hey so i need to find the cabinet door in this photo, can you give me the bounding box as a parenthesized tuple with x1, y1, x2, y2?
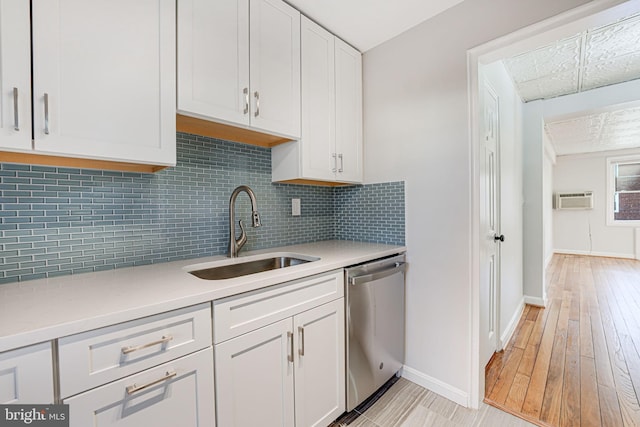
(334, 39, 363, 183)
(31, 0, 176, 166)
(300, 16, 335, 181)
(215, 318, 294, 427)
(249, 0, 300, 138)
(64, 347, 215, 427)
(177, 0, 250, 127)
(294, 299, 345, 427)
(0, 342, 54, 404)
(0, 0, 31, 151)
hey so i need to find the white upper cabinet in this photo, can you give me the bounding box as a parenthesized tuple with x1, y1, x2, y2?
(334, 38, 363, 183)
(0, 0, 31, 151)
(177, 0, 301, 139)
(299, 17, 335, 181)
(177, 0, 250, 126)
(30, 0, 176, 167)
(249, 0, 301, 137)
(272, 16, 362, 184)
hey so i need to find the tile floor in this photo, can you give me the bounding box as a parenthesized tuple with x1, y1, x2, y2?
(337, 378, 535, 426)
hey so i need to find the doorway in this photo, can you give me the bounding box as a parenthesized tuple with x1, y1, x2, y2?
(469, 0, 640, 410)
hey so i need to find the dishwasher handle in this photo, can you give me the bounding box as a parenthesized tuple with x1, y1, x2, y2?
(349, 262, 406, 285)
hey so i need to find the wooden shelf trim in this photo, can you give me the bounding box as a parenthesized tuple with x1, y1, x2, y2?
(0, 151, 169, 174)
(176, 114, 293, 148)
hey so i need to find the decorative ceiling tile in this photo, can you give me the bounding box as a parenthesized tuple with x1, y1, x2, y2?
(582, 52, 640, 90)
(503, 36, 581, 84)
(503, 13, 640, 102)
(545, 105, 640, 155)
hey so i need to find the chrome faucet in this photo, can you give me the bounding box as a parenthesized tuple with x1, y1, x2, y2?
(228, 185, 262, 258)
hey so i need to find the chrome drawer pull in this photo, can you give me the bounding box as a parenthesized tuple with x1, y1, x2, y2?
(332, 153, 337, 173)
(43, 93, 49, 135)
(287, 331, 293, 363)
(13, 87, 19, 131)
(243, 87, 249, 114)
(298, 326, 305, 356)
(121, 335, 173, 355)
(338, 154, 344, 173)
(254, 91, 260, 117)
(126, 370, 176, 395)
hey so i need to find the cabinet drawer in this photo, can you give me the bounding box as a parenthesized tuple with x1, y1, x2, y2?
(1, 342, 54, 404)
(213, 270, 343, 343)
(64, 347, 215, 427)
(59, 303, 211, 398)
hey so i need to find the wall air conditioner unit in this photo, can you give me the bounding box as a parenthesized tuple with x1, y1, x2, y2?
(554, 191, 594, 210)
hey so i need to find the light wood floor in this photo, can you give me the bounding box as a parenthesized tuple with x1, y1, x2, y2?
(339, 377, 535, 426)
(485, 254, 640, 427)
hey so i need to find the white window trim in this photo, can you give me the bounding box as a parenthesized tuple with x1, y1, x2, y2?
(606, 155, 640, 227)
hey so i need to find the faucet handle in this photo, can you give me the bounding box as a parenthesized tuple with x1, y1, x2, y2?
(252, 211, 262, 228)
(236, 219, 247, 249)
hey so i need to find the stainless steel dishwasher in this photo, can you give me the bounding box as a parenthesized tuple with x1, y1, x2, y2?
(345, 253, 406, 411)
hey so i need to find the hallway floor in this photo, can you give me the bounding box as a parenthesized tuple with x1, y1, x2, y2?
(485, 255, 640, 426)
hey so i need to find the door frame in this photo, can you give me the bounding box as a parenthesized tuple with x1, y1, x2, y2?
(467, 0, 637, 408)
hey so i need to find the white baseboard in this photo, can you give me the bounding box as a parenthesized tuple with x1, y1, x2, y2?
(401, 365, 468, 407)
(499, 298, 524, 350)
(554, 249, 635, 260)
(524, 295, 546, 307)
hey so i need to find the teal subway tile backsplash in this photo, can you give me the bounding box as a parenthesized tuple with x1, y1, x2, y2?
(0, 132, 404, 284)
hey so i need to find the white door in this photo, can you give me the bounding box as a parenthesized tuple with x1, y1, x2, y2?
(249, 0, 300, 138)
(177, 0, 250, 126)
(293, 300, 345, 427)
(334, 38, 363, 184)
(215, 318, 295, 427)
(31, 0, 176, 166)
(65, 348, 215, 427)
(0, 0, 31, 151)
(479, 82, 501, 369)
(300, 16, 335, 181)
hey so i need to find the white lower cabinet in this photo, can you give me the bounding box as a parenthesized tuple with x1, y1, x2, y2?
(293, 299, 345, 427)
(0, 342, 54, 404)
(64, 347, 215, 427)
(215, 318, 294, 427)
(214, 287, 345, 427)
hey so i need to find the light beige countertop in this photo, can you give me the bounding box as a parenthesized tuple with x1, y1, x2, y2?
(0, 240, 405, 352)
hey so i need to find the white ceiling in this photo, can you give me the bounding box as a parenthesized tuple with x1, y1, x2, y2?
(546, 104, 640, 155)
(286, 0, 465, 52)
(504, 13, 640, 102)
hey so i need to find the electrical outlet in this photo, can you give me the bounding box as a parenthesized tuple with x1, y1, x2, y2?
(292, 198, 301, 216)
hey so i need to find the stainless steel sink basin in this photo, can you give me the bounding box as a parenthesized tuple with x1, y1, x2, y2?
(187, 253, 319, 280)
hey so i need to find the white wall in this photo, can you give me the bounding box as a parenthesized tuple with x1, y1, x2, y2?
(522, 101, 546, 305)
(554, 152, 638, 258)
(543, 134, 556, 268)
(483, 61, 524, 349)
(362, 0, 592, 404)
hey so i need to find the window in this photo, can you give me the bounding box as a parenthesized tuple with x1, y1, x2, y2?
(607, 156, 640, 224)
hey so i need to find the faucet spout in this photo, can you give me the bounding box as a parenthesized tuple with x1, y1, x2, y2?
(228, 185, 261, 258)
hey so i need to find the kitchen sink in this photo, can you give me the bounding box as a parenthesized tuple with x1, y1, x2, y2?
(187, 253, 319, 280)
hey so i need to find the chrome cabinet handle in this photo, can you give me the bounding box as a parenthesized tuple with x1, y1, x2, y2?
(126, 370, 176, 395)
(254, 91, 260, 117)
(298, 326, 305, 356)
(287, 331, 293, 363)
(43, 93, 49, 135)
(121, 335, 173, 355)
(13, 88, 19, 131)
(332, 153, 337, 173)
(243, 88, 249, 115)
(338, 154, 344, 173)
